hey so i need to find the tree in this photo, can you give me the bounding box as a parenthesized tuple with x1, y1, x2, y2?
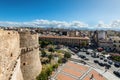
(46, 66, 53, 76)
(58, 58, 62, 63)
(112, 56, 120, 62)
(36, 65, 54, 80)
(39, 40, 53, 48)
(48, 54, 53, 62)
(64, 52, 71, 59)
(41, 50, 47, 57)
(48, 47, 55, 53)
(36, 70, 47, 80)
(81, 41, 87, 47)
(52, 64, 59, 70)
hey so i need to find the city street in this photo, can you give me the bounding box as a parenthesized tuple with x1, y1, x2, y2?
(76, 51, 120, 74)
(57, 46, 120, 79)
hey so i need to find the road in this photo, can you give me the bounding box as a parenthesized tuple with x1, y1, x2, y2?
(60, 47, 120, 77)
(74, 51, 120, 74)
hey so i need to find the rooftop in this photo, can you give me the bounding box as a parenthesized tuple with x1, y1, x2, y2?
(39, 35, 89, 40)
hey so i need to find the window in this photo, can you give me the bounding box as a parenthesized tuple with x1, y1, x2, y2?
(23, 63, 26, 66)
(10, 53, 13, 57)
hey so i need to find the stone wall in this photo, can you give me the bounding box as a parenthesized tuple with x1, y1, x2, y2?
(0, 30, 42, 80)
(0, 30, 23, 80)
(11, 57, 23, 80)
(19, 31, 42, 80)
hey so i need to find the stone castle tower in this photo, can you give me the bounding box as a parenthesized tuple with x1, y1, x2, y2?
(19, 31, 42, 80)
(0, 29, 42, 80)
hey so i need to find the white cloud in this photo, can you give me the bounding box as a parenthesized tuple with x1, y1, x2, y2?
(95, 20, 120, 30)
(1, 19, 120, 30)
(0, 19, 88, 29)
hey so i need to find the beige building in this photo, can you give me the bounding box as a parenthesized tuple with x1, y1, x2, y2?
(39, 35, 89, 47)
(98, 36, 120, 52)
(110, 36, 120, 52)
(98, 40, 113, 49)
(68, 31, 81, 37)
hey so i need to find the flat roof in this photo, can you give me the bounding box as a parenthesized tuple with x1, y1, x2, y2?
(39, 35, 89, 40)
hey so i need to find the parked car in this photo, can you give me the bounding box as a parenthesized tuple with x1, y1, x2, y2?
(98, 62, 105, 66)
(80, 48, 87, 52)
(81, 55, 86, 59)
(104, 59, 107, 62)
(86, 52, 90, 55)
(84, 57, 89, 60)
(104, 63, 111, 69)
(79, 55, 86, 59)
(94, 60, 99, 63)
(108, 60, 113, 65)
(113, 69, 120, 77)
(114, 62, 120, 67)
(100, 57, 104, 60)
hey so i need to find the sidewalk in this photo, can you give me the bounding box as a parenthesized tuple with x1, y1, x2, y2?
(94, 68, 120, 80)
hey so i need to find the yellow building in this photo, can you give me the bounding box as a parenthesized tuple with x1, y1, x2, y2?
(39, 35, 89, 47)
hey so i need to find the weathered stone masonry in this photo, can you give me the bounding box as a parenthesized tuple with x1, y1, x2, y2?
(0, 30, 42, 80)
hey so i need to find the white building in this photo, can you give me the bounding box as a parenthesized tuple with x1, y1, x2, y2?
(98, 31, 106, 40)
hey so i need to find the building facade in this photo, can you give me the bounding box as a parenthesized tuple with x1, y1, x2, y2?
(39, 36, 89, 47)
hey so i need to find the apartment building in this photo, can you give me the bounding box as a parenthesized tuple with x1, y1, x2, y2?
(39, 35, 89, 47)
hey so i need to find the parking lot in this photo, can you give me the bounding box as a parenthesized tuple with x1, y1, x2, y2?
(76, 50, 120, 77)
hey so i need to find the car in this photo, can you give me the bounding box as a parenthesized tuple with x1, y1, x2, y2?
(113, 70, 120, 77)
(108, 60, 113, 65)
(94, 60, 99, 63)
(79, 55, 86, 59)
(100, 57, 104, 60)
(98, 62, 105, 66)
(81, 55, 86, 59)
(104, 63, 111, 69)
(86, 52, 90, 55)
(114, 62, 120, 67)
(104, 59, 107, 62)
(80, 48, 87, 52)
(84, 57, 89, 60)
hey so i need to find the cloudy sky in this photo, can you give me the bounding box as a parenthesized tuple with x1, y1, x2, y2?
(0, 0, 120, 30)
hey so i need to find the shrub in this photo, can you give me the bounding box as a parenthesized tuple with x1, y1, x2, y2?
(64, 52, 71, 59)
(36, 70, 47, 80)
(112, 56, 120, 62)
(58, 58, 62, 63)
(48, 47, 55, 52)
(52, 64, 59, 70)
(41, 50, 47, 57)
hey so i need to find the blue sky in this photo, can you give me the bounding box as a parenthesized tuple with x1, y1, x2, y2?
(0, 0, 120, 29)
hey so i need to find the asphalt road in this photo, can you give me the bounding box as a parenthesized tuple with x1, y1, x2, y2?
(60, 47, 120, 75)
(76, 51, 120, 74)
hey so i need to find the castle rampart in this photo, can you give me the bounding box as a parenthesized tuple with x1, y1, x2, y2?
(0, 30, 42, 80)
(19, 31, 41, 80)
